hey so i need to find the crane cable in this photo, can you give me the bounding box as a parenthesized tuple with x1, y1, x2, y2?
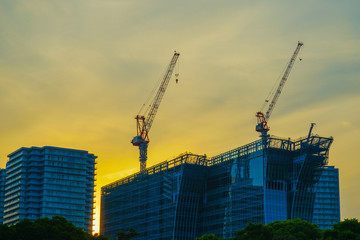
(175, 58, 180, 82)
(138, 64, 169, 116)
(260, 59, 291, 113)
(140, 54, 180, 117)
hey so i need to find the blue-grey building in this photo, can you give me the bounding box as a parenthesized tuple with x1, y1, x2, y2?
(101, 135, 340, 239)
(313, 166, 340, 229)
(3, 146, 97, 232)
(0, 169, 5, 224)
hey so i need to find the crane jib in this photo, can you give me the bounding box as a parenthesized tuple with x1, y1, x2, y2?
(132, 52, 180, 172)
(264, 42, 303, 120)
(142, 52, 180, 134)
(256, 42, 303, 136)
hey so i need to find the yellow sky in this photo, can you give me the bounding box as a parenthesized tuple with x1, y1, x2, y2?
(0, 0, 359, 233)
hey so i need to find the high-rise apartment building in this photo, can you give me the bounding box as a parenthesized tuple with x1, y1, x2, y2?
(3, 146, 96, 232)
(0, 169, 5, 224)
(313, 166, 340, 229)
(101, 135, 340, 239)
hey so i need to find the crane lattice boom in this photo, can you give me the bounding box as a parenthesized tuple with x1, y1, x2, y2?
(256, 42, 303, 137)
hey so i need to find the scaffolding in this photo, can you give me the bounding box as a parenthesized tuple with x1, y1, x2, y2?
(102, 153, 207, 195)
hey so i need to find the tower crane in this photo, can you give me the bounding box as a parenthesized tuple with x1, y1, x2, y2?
(131, 51, 180, 172)
(256, 41, 303, 138)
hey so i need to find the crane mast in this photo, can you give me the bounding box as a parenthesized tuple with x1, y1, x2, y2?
(132, 52, 180, 172)
(256, 41, 303, 138)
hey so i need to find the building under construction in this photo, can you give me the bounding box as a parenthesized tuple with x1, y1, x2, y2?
(100, 135, 340, 239)
(101, 43, 340, 239)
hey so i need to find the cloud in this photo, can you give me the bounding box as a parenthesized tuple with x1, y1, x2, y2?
(340, 121, 351, 127)
(102, 168, 137, 182)
(1, 0, 360, 230)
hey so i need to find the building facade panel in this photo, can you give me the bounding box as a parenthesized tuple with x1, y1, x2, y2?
(0, 169, 6, 223)
(313, 166, 340, 229)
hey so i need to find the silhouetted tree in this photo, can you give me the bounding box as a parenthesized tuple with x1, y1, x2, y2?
(268, 218, 321, 240)
(233, 219, 320, 240)
(234, 222, 272, 240)
(116, 228, 140, 240)
(197, 219, 360, 240)
(233, 222, 272, 240)
(322, 218, 360, 240)
(196, 233, 224, 240)
(93, 233, 110, 240)
(0, 223, 15, 240)
(0, 216, 109, 240)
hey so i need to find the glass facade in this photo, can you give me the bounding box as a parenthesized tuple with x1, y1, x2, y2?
(202, 144, 266, 238)
(101, 135, 339, 239)
(101, 154, 207, 240)
(0, 169, 5, 224)
(313, 166, 340, 229)
(3, 146, 97, 232)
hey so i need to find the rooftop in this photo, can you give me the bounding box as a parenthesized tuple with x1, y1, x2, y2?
(102, 135, 333, 193)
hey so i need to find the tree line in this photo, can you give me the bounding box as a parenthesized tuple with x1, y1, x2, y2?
(0, 216, 359, 240)
(0, 216, 136, 240)
(197, 218, 360, 240)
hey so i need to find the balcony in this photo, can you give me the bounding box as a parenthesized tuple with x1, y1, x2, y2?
(4, 204, 20, 213)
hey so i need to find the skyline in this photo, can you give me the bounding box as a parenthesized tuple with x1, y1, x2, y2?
(0, 0, 359, 233)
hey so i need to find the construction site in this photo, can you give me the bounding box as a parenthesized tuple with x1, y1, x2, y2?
(100, 43, 340, 239)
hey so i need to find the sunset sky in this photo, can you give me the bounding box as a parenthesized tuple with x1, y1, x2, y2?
(0, 0, 359, 233)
